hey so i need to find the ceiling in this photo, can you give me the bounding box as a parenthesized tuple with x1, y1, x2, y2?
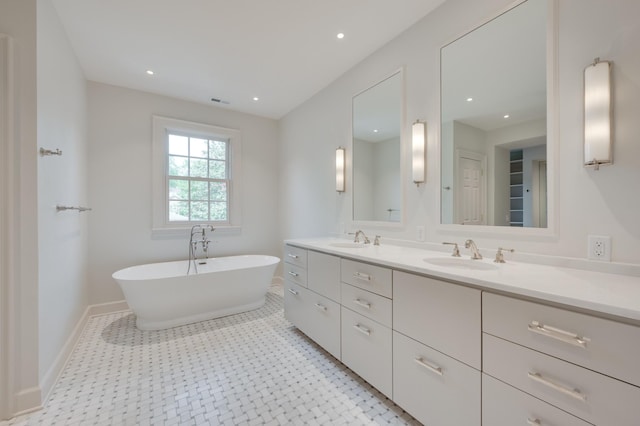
(52, 0, 447, 120)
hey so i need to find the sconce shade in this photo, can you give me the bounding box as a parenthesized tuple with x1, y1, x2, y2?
(336, 147, 345, 192)
(412, 120, 426, 184)
(584, 58, 612, 169)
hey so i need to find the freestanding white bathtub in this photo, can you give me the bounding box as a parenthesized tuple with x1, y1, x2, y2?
(112, 255, 280, 330)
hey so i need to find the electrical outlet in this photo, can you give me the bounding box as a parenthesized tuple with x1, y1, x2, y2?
(588, 235, 611, 261)
(416, 226, 425, 242)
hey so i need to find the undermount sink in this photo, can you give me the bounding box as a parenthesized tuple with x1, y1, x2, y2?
(329, 242, 370, 249)
(423, 257, 498, 271)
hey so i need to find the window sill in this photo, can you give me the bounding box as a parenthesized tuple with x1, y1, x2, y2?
(151, 226, 241, 240)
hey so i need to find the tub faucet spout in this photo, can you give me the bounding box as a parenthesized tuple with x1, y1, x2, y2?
(188, 225, 215, 274)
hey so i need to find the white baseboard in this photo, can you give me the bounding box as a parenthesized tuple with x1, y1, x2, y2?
(39, 300, 130, 407)
(12, 386, 42, 418)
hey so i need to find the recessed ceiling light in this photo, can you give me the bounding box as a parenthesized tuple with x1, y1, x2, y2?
(146, 70, 154, 75)
(253, 97, 259, 101)
(504, 114, 510, 119)
(373, 129, 379, 133)
(337, 33, 345, 39)
(466, 97, 473, 102)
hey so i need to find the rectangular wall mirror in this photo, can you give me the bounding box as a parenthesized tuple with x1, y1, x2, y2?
(352, 70, 403, 224)
(440, 0, 551, 228)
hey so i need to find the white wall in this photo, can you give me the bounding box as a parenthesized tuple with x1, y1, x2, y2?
(279, 0, 640, 265)
(0, 0, 41, 415)
(87, 83, 281, 304)
(36, 0, 89, 396)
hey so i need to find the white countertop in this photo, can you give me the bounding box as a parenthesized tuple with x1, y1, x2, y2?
(285, 238, 640, 323)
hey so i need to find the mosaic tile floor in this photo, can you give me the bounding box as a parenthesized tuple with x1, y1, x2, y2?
(3, 285, 420, 425)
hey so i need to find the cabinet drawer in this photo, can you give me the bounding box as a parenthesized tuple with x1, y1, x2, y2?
(393, 271, 481, 369)
(284, 262, 307, 287)
(284, 245, 307, 268)
(341, 307, 392, 398)
(483, 333, 640, 426)
(341, 259, 392, 298)
(483, 374, 591, 426)
(483, 292, 640, 387)
(341, 283, 391, 328)
(393, 331, 480, 426)
(308, 251, 340, 302)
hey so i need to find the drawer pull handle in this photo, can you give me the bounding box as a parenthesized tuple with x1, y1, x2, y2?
(287, 253, 299, 259)
(527, 419, 541, 426)
(314, 303, 327, 311)
(414, 357, 443, 376)
(353, 272, 372, 281)
(287, 288, 298, 296)
(527, 372, 586, 402)
(353, 298, 371, 309)
(353, 324, 371, 336)
(287, 271, 299, 277)
(527, 321, 589, 348)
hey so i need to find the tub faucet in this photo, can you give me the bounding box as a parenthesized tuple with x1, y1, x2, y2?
(188, 225, 215, 274)
(465, 239, 483, 260)
(353, 230, 370, 244)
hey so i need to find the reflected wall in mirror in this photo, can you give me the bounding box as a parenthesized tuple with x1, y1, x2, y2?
(353, 71, 402, 223)
(441, 0, 548, 227)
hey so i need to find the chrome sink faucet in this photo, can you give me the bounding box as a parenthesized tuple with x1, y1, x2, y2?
(353, 230, 370, 244)
(465, 239, 483, 260)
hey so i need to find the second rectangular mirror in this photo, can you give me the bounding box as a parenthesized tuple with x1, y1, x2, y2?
(352, 70, 403, 224)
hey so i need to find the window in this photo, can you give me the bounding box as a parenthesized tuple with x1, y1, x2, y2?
(152, 116, 242, 235)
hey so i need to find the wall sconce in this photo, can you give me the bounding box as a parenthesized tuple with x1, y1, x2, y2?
(584, 57, 612, 170)
(336, 147, 345, 192)
(412, 120, 426, 185)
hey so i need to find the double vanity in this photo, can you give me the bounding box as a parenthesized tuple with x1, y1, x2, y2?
(283, 238, 640, 426)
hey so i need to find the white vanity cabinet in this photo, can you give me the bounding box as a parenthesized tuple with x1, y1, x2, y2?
(392, 271, 482, 425)
(284, 240, 640, 426)
(284, 246, 341, 359)
(483, 292, 640, 426)
(339, 259, 394, 398)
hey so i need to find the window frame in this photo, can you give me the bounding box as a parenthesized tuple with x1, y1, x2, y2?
(152, 115, 242, 237)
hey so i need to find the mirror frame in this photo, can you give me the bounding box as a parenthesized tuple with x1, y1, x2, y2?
(437, 0, 558, 238)
(350, 67, 406, 229)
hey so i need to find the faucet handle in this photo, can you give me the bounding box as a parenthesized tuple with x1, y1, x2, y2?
(494, 247, 515, 263)
(443, 242, 461, 257)
(374, 235, 381, 246)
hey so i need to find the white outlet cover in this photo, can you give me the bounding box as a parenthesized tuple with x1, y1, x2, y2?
(588, 235, 611, 261)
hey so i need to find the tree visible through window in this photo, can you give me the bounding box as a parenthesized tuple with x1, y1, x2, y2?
(152, 116, 241, 234)
(167, 132, 230, 222)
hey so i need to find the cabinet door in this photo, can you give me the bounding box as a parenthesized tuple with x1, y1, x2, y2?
(341, 307, 392, 398)
(308, 251, 341, 302)
(483, 374, 591, 426)
(393, 331, 480, 426)
(284, 281, 309, 333)
(305, 291, 341, 360)
(393, 271, 481, 369)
